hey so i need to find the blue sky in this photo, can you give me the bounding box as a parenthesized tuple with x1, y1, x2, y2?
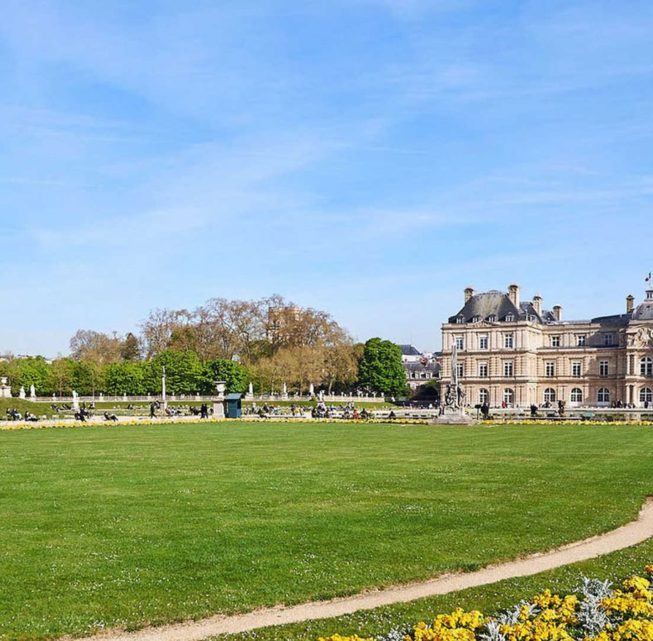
(1, 0, 652, 356)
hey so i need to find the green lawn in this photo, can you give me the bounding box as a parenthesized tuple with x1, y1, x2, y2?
(216, 538, 653, 641)
(1, 422, 653, 641)
(0, 398, 51, 417)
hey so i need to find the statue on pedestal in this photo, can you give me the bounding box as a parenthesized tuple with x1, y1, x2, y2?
(213, 381, 226, 419)
(434, 345, 474, 424)
(0, 377, 11, 398)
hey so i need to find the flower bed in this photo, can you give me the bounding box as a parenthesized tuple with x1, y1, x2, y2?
(320, 566, 653, 641)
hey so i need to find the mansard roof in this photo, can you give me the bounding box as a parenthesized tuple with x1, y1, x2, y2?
(403, 361, 440, 373)
(632, 299, 653, 321)
(590, 313, 631, 327)
(448, 291, 554, 324)
(399, 344, 422, 356)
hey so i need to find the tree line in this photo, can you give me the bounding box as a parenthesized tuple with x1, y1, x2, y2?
(0, 295, 408, 397)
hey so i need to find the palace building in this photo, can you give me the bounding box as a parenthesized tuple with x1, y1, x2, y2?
(440, 283, 653, 409)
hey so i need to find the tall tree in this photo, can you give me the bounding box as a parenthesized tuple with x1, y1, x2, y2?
(120, 333, 141, 361)
(69, 330, 123, 364)
(201, 359, 249, 394)
(357, 338, 406, 397)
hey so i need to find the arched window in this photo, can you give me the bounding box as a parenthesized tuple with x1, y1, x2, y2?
(640, 388, 653, 404)
(544, 388, 556, 403)
(570, 388, 583, 403)
(479, 388, 489, 404)
(598, 388, 610, 403)
(503, 388, 514, 405)
(641, 357, 653, 377)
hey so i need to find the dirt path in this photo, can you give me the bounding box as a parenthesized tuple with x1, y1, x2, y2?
(88, 497, 653, 641)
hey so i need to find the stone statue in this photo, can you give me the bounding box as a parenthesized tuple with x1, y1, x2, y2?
(445, 345, 465, 410)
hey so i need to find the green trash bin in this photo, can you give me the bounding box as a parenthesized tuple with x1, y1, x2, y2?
(225, 394, 242, 419)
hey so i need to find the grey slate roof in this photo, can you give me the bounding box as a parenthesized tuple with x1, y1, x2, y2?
(448, 291, 555, 324)
(590, 313, 631, 327)
(404, 361, 439, 373)
(632, 300, 653, 321)
(400, 344, 422, 356)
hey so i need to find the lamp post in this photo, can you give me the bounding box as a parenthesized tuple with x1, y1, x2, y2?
(162, 366, 167, 410)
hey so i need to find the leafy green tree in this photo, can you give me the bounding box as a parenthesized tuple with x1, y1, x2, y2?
(6, 357, 52, 395)
(49, 358, 76, 396)
(357, 338, 406, 397)
(71, 360, 105, 396)
(105, 362, 146, 395)
(148, 351, 203, 395)
(201, 359, 249, 394)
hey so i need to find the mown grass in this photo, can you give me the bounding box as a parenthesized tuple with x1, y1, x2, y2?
(215, 539, 653, 641)
(0, 398, 50, 417)
(1, 422, 652, 640)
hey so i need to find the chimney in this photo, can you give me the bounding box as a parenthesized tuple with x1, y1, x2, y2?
(532, 295, 543, 316)
(553, 305, 562, 321)
(464, 287, 475, 303)
(508, 284, 520, 308)
(626, 294, 634, 313)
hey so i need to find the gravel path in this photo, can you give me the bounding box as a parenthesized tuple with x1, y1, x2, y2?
(85, 497, 653, 641)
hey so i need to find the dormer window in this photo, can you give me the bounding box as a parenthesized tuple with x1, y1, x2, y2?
(487, 314, 497, 323)
(456, 316, 464, 324)
(505, 313, 514, 322)
(472, 315, 481, 323)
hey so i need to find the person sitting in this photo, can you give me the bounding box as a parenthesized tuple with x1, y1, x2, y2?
(104, 412, 118, 421)
(388, 410, 396, 420)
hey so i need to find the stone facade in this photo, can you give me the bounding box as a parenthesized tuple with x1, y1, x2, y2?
(440, 284, 653, 408)
(400, 345, 440, 391)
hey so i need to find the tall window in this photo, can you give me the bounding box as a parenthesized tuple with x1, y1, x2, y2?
(479, 335, 488, 350)
(504, 333, 514, 349)
(640, 388, 653, 404)
(641, 357, 653, 377)
(503, 388, 514, 405)
(570, 388, 583, 403)
(455, 336, 464, 350)
(478, 362, 488, 377)
(603, 333, 614, 346)
(577, 335, 587, 346)
(479, 388, 489, 404)
(598, 388, 610, 403)
(551, 335, 560, 347)
(599, 360, 609, 377)
(456, 363, 464, 378)
(544, 388, 556, 403)
(571, 361, 582, 377)
(503, 361, 514, 377)
(545, 361, 555, 377)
